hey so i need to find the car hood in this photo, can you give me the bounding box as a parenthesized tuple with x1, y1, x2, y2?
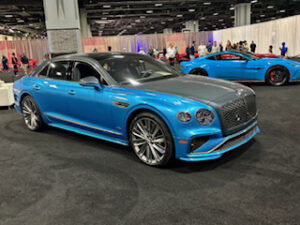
(123, 75, 254, 105)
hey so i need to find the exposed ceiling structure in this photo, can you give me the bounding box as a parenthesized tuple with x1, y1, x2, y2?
(0, 0, 299, 37)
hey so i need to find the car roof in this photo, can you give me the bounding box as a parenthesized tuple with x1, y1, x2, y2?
(53, 52, 143, 61)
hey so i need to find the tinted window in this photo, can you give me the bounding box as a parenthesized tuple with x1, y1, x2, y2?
(38, 65, 49, 77)
(48, 61, 70, 80)
(72, 62, 100, 81)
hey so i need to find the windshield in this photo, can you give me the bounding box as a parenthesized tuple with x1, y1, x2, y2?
(95, 54, 180, 85)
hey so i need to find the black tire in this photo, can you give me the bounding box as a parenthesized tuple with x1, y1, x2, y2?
(21, 95, 44, 131)
(265, 66, 289, 86)
(190, 68, 208, 76)
(129, 112, 174, 166)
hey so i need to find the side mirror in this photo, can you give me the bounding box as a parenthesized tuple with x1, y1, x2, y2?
(79, 76, 101, 90)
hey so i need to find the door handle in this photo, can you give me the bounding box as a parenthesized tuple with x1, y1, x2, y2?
(68, 90, 76, 95)
(33, 84, 40, 90)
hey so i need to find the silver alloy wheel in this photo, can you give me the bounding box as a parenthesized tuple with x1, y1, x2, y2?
(131, 118, 167, 165)
(22, 98, 40, 130)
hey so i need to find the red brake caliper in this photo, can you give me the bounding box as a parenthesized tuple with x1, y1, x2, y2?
(270, 72, 275, 82)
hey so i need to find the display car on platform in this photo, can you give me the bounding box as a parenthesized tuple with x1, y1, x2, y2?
(13, 53, 259, 166)
(180, 51, 300, 86)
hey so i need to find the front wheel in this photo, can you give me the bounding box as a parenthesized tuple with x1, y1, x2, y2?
(21, 95, 44, 131)
(266, 66, 289, 86)
(190, 68, 208, 76)
(129, 112, 174, 166)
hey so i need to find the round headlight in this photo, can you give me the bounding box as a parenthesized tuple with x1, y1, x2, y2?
(177, 111, 192, 123)
(195, 108, 215, 126)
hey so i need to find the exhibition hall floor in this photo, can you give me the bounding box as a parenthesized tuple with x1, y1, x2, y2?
(0, 83, 299, 225)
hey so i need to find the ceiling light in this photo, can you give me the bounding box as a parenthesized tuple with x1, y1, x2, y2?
(102, 17, 107, 20)
(260, 14, 265, 17)
(279, 9, 286, 13)
(161, 21, 166, 24)
(103, 12, 109, 15)
(177, 14, 183, 17)
(146, 10, 153, 13)
(103, 5, 111, 8)
(230, 7, 234, 10)
(213, 13, 219, 16)
(218, 19, 224, 22)
(251, 0, 258, 3)
(188, 9, 195, 12)
(204, 2, 211, 5)
(9, 28, 14, 33)
(35, 26, 40, 29)
(155, 3, 162, 7)
(17, 19, 24, 23)
(168, 18, 173, 21)
(267, 5, 274, 9)
(135, 19, 141, 22)
(200, 17, 206, 20)
(231, 16, 235, 18)
(5, 15, 13, 18)
(140, 16, 146, 18)
(151, 26, 154, 29)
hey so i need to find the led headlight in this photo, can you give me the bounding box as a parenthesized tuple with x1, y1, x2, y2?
(177, 111, 192, 123)
(195, 108, 215, 126)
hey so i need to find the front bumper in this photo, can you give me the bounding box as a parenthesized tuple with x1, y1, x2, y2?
(177, 121, 259, 162)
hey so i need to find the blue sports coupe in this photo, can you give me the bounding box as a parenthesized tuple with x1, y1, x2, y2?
(180, 51, 300, 86)
(13, 53, 259, 166)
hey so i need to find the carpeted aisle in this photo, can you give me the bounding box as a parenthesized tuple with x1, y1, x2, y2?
(0, 83, 299, 225)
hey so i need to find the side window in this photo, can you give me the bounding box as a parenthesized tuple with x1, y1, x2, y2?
(72, 62, 108, 85)
(48, 61, 70, 80)
(38, 65, 49, 77)
(220, 54, 242, 60)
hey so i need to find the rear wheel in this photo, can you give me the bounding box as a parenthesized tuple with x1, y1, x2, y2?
(129, 112, 174, 166)
(266, 66, 289, 86)
(21, 95, 44, 131)
(190, 68, 208, 76)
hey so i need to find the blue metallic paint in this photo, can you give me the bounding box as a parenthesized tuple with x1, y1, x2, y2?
(14, 67, 259, 162)
(180, 51, 300, 82)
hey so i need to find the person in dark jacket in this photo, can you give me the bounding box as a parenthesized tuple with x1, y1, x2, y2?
(185, 45, 191, 59)
(2, 56, 9, 71)
(11, 52, 18, 75)
(21, 53, 29, 73)
(250, 41, 256, 53)
(190, 41, 196, 59)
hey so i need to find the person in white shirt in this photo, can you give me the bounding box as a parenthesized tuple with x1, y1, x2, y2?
(211, 41, 220, 53)
(167, 43, 176, 66)
(198, 42, 206, 57)
(139, 48, 146, 54)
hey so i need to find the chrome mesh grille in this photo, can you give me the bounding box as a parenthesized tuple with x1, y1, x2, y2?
(221, 95, 257, 135)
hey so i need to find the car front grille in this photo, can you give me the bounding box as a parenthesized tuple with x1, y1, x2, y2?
(220, 95, 257, 136)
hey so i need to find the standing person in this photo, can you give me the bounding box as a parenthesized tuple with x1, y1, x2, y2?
(167, 43, 176, 66)
(243, 40, 249, 51)
(139, 47, 146, 54)
(269, 45, 273, 54)
(108, 46, 112, 52)
(280, 42, 288, 56)
(163, 46, 167, 57)
(211, 41, 219, 53)
(226, 40, 232, 51)
(198, 41, 206, 57)
(250, 41, 256, 53)
(2, 56, 9, 71)
(11, 52, 18, 76)
(21, 53, 29, 74)
(190, 41, 196, 60)
(206, 41, 212, 54)
(185, 45, 191, 59)
(219, 42, 223, 52)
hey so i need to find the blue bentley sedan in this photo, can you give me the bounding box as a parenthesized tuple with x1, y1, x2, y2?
(13, 53, 259, 166)
(180, 51, 300, 86)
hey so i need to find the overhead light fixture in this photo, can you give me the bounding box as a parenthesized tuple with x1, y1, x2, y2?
(155, 3, 163, 7)
(117, 29, 126, 36)
(260, 14, 265, 17)
(267, 5, 274, 9)
(213, 13, 219, 16)
(35, 26, 40, 29)
(177, 14, 183, 17)
(9, 28, 14, 33)
(279, 9, 286, 13)
(103, 12, 109, 15)
(103, 5, 111, 8)
(161, 21, 166, 24)
(140, 16, 146, 18)
(230, 6, 234, 10)
(150, 26, 154, 29)
(5, 15, 13, 18)
(188, 9, 195, 12)
(250, 0, 258, 3)
(218, 19, 224, 22)
(102, 17, 107, 20)
(17, 19, 24, 23)
(168, 18, 173, 21)
(135, 19, 141, 22)
(200, 17, 206, 20)
(204, 2, 211, 5)
(146, 10, 153, 13)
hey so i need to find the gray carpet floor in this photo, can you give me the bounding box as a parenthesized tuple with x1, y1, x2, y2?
(0, 78, 299, 224)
